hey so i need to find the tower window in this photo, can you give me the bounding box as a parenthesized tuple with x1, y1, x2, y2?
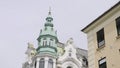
(48, 59, 53, 68)
(34, 61, 37, 68)
(49, 39, 53, 46)
(43, 41, 45, 46)
(43, 38, 47, 46)
(116, 16, 120, 36)
(97, 28, 105, 48)
(43, 40, 47, 46)
(99, 57, 107, 68)
(39, 58, 44, 68)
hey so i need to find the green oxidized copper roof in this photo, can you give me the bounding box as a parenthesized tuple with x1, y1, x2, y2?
(37, 10, 58, 41)
(36, 10, 58, 57)
(43, 12, 56, 35)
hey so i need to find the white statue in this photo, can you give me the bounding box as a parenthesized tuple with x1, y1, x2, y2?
(67, 38, 74, 45)
(25, 42, 36, 64)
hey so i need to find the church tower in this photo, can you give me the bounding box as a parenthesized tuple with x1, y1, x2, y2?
(35, 9, 58, 68)
(22, 9, 88, 68)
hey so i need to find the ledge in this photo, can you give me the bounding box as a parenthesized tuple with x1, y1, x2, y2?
(37, 46, 57, 52)
(116, 35, 120, 39)
(96, 45, 105, 51)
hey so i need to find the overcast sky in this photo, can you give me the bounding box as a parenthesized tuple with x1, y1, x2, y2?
(0, 0, 119, 68)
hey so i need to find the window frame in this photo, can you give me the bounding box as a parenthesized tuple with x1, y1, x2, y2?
(49, 39, 53, 46)
(98, 57, 107, 68)
(96, 28, 105, 48)
(116, 16, 120, 36)
(48, 59, 53, 68)
(67, 66, 72, 68)
(39, 58, 44, 68)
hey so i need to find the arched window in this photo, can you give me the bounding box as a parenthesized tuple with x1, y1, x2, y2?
(48, 59, 53, 68)
(67, 66, 72, 68)
(39, 58, 44, 68)
(34, 61, 37, 68)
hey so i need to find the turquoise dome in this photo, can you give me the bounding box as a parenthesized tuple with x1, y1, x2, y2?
(37, 11, 58, 57)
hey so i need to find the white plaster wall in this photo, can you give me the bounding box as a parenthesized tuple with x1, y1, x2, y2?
(62, 61, 78, 68)
(57, 39, 82, 68)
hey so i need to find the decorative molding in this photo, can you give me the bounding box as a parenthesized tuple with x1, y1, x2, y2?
(37, 34, 58, 43)
(36, 46, 57, 52)
(116, 35, 120, 39)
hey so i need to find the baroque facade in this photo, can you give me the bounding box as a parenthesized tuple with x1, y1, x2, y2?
(22, 10, 88, 68)
(82, 1, 120, 68)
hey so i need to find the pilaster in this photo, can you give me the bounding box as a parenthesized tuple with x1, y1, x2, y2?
(45, 57, 49, 68)
(36, 58, 40, 68)
(53, 59, 56, 68)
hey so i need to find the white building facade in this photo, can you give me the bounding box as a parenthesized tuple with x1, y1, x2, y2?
(22, 11, 88, 68)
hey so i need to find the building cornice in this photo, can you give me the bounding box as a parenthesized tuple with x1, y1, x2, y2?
(37, 34, 58, 43)
(81, 1, 120, 33)
(36, 46, 57, 52)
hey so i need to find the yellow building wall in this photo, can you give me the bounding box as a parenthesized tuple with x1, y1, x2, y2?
(85, 4, 120, 68)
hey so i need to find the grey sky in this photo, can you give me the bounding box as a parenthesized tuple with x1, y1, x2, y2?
(0, 0, 119, 68)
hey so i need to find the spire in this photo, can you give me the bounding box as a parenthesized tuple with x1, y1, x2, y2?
(48, 7, 51, 15)
(46, 7, 53, 22)
(37, 9, 58, 57)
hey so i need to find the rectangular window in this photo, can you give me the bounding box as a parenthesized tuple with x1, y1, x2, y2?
(116, 16, 120, 35)
(97, 28, 105, 47)
(99, 57, 107, 68)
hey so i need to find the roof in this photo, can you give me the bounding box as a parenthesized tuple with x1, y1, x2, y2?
(81, 1, 120, 32)
(76, 48, 88, 58)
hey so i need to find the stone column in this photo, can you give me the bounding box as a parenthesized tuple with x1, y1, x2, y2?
(45, 57, 49, 68)
(53, 59, 56, 68)
(36, 58, 40, 68)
